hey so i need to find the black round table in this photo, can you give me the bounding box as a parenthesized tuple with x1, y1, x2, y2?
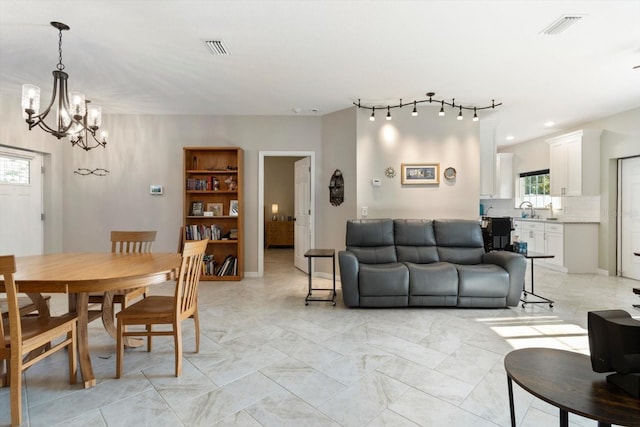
(504, 348, 640, 427)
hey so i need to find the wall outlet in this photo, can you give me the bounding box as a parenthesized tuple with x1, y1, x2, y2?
(361, 206, 368, 217)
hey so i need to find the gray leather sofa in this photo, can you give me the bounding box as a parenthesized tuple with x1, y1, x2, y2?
(339, 219, 526, 308)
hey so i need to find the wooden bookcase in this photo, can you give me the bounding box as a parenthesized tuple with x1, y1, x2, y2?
(183, 147, 243, 281)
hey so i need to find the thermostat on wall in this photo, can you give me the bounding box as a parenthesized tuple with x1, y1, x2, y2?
(372, 178, 381, 187)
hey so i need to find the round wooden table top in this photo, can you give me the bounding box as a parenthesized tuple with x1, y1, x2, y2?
(505, 348, 640, 426)
(9, 252, 182, 293)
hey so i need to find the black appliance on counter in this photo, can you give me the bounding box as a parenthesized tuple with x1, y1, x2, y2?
(481, 216, 513, 252)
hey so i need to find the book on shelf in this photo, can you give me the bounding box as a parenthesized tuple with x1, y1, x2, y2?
(215, 255, 238, 276)
(186, 224, 223, 241)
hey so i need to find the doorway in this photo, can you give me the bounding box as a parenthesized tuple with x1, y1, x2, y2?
(258, 151, 315, 277)
(0, 146, 44, 256)
(618, 156, 640, 280)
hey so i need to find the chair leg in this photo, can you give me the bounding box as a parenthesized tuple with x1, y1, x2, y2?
(68, 325, 77, 384)
(174, 322, 182, 377)
(116, 321, 124, 378)
(10, 352, 22, 427)
(193, 311, 200, 354)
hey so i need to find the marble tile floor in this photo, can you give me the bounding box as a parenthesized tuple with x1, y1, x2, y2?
(1, 248, 638, 427)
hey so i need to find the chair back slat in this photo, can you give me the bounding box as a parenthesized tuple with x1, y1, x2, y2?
(111, 231, 157, 253)
(175, 240, 207, 319)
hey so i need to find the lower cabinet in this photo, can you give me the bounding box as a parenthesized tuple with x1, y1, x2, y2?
(513, 220, 598, 273)
(266, 221, 294, 248)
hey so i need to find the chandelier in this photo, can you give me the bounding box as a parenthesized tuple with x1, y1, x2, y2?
(354, 92, 502, 122)
(21, 22, 108, 149)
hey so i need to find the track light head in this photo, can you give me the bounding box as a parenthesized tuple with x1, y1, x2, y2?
(457, 106, 463, 120)
(411, 101, 418, 117)
(369, 107, 375, 121)
(473, 107, 479, 122)
(439, 101, 445, 116)
(386, 106, 391, 120)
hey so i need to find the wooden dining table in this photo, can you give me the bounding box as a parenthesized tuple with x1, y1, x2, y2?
(0, 252, 181, 388)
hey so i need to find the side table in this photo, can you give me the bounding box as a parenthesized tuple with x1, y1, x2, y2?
(304, 249, 336, 306)
(521, 251, 555, 308)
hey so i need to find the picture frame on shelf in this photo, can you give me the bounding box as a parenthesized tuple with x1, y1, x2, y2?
(190, 201, 204, 216)
(401, 163, 440, 185)
(229, 200, 239, 217)
(206, 202, 224, 216)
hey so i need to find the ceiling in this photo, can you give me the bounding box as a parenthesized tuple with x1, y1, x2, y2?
(1, 1, 639, 146)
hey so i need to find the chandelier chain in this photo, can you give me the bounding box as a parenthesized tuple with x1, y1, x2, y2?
(57, 28, 64, 71)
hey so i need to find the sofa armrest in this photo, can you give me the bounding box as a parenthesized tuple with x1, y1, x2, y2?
(482, 251, 526, 307)
(339, 251, 360, 307)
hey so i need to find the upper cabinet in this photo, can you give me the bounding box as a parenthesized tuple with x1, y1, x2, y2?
(479, 120, 514, 198)
(494, 153, 514, 199)
(547, 129, 601, 196)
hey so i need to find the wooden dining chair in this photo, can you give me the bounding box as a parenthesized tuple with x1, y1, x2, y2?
(89, 231, 157, 327)
(0, 255, 77, 427)
(116, 239, 208, 378)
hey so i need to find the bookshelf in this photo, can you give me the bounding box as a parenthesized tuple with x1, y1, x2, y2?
(183, 147, 243, 280)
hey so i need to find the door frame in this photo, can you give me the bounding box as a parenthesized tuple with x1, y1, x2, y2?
(258, 150, 315, 277)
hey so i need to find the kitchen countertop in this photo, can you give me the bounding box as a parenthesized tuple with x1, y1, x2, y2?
(514, 218, 599, 224)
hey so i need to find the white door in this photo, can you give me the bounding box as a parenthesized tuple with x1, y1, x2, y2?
(294, 157, 311, 272)
(0, 147, 44, 256)
(620, 156, 640, 280)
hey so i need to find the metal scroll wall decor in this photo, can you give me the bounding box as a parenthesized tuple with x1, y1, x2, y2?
(329, 169, 344, 206)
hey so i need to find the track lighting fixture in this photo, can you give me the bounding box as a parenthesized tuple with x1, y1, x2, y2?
(369, 107, 375, 121)
(354, 92, 501, 123)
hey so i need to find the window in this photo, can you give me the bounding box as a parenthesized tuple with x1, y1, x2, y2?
(518, 169, 552, 209)
(0, 155, 30, 184)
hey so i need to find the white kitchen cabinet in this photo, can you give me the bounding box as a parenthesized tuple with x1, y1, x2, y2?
(543, 222, 564, 267)
(547, 129, 601, 196)
(495, 153, 514, 199)
(513, 220, 598, 273)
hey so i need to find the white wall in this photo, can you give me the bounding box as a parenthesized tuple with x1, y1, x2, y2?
(355, 106, 480, 220)
(319, 107, 357, 273)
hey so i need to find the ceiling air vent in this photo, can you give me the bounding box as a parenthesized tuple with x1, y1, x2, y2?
(540, 15, 584, 35)
(203, 39, 230, 55)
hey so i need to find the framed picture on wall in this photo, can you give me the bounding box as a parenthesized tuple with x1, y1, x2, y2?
(401, 163, 440, 185)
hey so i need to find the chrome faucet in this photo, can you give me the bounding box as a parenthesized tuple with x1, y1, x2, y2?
(519, 201, 535, 218)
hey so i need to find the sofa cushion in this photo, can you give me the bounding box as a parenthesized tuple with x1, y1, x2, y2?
(359, 263, 408, 296)
(406, 262, 458, 306)
(346, 219, 397, 264)
(394, 219, 439, 264)
(456, 264, 510, 307)
(434, 219, 485, 264)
